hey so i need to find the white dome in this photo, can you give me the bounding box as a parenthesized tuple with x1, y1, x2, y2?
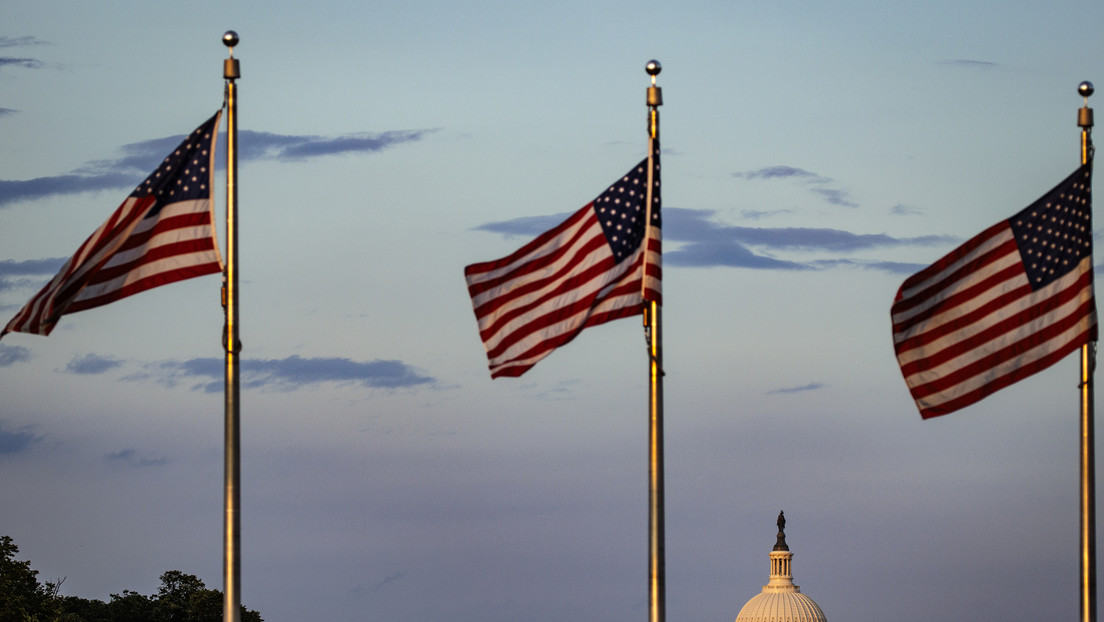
(735, 512, 827, 622)
(735, 589, 826, 622)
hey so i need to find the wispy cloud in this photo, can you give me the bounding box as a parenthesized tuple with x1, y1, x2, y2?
(240, 128, 439, 161)
(472, 213, 569, 237)
(0, 108, 16, 117)
(0, 257, 64, 294)
(0, 36, 49, 48)
(767, 382, 825, 395)
(471, 207, 955, 273)
(734, 164, 857, 208)
(0, 344, 30, 367)
(890, 204, 922, 216)
(0, 57, 42, 70)
(0, 128, 437, 208)
(809, 186, 858, 208)
(0, 421, 39, 455)
(741, 208, 796, 220)
(372, 571, 408, 592)
(939, 59, 998, 69)
(64, 353, 124, 375)
(134, 355, 437, 393)
(733, 165, 827, 182)
(106, 448, 168, 468)
(665, 208, 952, 270)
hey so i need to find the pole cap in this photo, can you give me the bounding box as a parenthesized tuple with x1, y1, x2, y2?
(223, 31, 240, 48)
(1080, 81, 1094, 98)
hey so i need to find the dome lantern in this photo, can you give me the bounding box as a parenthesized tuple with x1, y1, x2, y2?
(734, 512, 827, 622)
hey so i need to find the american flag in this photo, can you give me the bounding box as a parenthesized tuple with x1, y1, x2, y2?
(2, 112, 223, 338)
(465, 150, 661, 378)
(891, 164, 1096, 419)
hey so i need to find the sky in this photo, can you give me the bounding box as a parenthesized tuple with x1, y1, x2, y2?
(3, 1, 1104, 621)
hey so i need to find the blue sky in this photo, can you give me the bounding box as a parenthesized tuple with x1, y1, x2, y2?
(3, 2, 1104, 621)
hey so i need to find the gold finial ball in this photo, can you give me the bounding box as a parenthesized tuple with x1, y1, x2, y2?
(645, 60, 662, 76)
(1079, 81, 1094, 98)
(223, 31, 239, 48)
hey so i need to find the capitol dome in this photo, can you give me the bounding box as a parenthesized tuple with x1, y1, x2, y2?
(735, 511, 827, 622)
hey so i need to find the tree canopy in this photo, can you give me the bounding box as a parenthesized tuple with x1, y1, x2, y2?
(0, 535, 262, 622)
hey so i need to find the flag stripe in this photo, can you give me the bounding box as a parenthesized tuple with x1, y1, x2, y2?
(465, 151, 661, 378)
(897, 263, 1091, 374)
(2, 113, 223, 338)
(890, 164, 1095, 419)
(901, 266, 1093, 393)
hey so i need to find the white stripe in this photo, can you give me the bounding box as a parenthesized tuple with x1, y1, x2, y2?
(487, 285, 643, 375)
(894, 269, 1031, 365)
(895, 227, 1013, 303)
(897, 259, 1091, 368)
(481, 243, 634, 357)
(466, 208, 592, 289)
(902, 261, 1094, 397)
(892, 229, 1018, 329)
(913, 297, 1095, 411)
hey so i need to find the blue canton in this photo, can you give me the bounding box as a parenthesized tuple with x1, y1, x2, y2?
(1010, 165, 1093, 290)
(132, 114, 219, 215)
(594, 151, 661, 262)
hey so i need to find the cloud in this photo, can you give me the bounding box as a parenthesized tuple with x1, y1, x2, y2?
(471, 207, 956, 273)
(809, 186, 857, 208)
(372, 571, 408, 592)
(472, 213, 570, 237)
(141, 355, 437, 393)
(767, 382, 825, 395)
(0, 344, 31, 367)
(663, 208, 954, 270)
(0, 108, 16, 117)
(939, 59, 998, 69)
(741, 208, 796, 220)
(733, 164, 858, 208)
(0, 127, 436, 208)
(809, 258, 929, 274)
(0, 57, 42, 70)
(0, 257, 64, 294)
(0, 258, 65, 277)
(0, 422, 39, 454)
(733, 166, 827, 182)
(666, 240, 809, 270)
(105, 448, 168, 468)
(240, 128, 439, 161)
(890, 204, 922, 216)
(0, 36, 49, 48)
(64, 353, 124, 375)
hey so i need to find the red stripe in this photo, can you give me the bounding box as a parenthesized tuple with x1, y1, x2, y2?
(917, 323, 1096, 419)
(483, 253, 633, 359)
(464, 206, 592, 287)
(115, 210, 212, 253)
(471, 230, 607, 321)
(84, 237, 219, 286)
(893, 222, 1008, 309)
(68, 260, 221, 312)
(898, 269, 1093, 378)
(893, 267, 1030, 353)
(908, 295, 1095, 401)
(891, 234, 1017, 327)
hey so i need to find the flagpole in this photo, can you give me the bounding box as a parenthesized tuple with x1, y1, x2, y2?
(643, 59, 665, 622)
(1078, 79, 1096, 622)
(222, 31, 242, 622)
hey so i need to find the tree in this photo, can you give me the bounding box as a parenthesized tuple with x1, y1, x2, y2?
(0, 536, 263, 622)
(0, 534, 59, 622)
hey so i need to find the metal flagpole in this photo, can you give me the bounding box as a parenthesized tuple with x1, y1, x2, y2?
(643, 59, 665, 622)
(1078, 79, 1097, 622)
(222, 30, 242, 622)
